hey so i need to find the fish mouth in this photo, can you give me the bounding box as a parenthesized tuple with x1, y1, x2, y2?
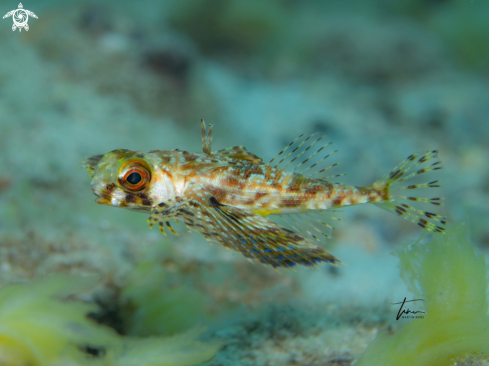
(93, 187, 113, 206)
(95, 196, 111, 205)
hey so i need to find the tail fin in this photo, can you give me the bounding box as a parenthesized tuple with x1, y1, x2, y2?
(373, 150, 446, 234)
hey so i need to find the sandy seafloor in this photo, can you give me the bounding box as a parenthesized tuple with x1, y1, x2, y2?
(0, 0, 488, 365)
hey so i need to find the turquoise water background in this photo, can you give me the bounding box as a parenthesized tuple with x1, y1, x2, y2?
(0, 1, 488, 365)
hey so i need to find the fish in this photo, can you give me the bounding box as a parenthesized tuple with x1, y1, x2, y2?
(83, 121, 446, 268)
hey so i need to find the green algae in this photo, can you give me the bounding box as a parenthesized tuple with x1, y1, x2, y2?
(121, 261, 206, 337)
(356, 223, 489, 366)
(0, 274, 221, 366)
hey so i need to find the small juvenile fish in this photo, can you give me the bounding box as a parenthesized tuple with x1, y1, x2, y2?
(83, 121, 446, 268)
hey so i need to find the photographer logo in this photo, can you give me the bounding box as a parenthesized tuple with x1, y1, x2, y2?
(3, 3, 38, 32)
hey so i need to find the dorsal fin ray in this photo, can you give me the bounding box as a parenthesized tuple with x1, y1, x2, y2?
(283, 134, 321, 170)
(269, 133, 342, 179)
(200, 120, 262, 163)
(269, 134, 304, 166)
(201, 120, 213, 154)
(279, 133, 318, 169)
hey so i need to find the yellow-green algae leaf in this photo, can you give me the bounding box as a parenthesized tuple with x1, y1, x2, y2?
(117, 328, 221, 366)
(356, 223, 489, 366)
(0, 274, 221, 366)
(0, 274, 117, 366)
(121, 261, 205, 337)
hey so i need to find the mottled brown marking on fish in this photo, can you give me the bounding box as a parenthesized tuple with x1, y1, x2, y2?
(178, 161, 195, 172)
(365, 188, 385, 202)
(255, 192, 269, 200)
(206, 186, 228, 202)
(286, 186, 301, 194)
(269, 181, 283, 190)
(281, 198, 302, 208)
(305, 185, 323, 197)
(332, 196, 345, 207)
(241, 197, 258, 206)
(221, 176, 244, 189)
(242, 166, 262, 179)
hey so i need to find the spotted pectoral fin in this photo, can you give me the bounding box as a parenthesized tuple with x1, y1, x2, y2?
(149, 194, 340, 268)
(148, 198, 189, 236)
(214, 146, 263, 164)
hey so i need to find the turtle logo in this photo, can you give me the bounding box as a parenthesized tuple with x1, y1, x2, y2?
(3, 3, 38, 32)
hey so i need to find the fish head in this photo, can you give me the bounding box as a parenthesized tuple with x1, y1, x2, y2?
(85, 149, 159, 212)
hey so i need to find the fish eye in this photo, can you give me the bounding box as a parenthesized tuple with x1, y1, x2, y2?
(126, 172, 142, 184)
(120, 164, 151, 191)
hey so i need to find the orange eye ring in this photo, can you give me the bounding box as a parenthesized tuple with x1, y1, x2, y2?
(120, 165, 151, 191)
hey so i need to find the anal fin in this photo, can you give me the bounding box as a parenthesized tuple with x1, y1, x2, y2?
(270, 210, 343, 244)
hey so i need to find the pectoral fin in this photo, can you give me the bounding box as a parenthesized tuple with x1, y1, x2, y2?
(149, 193, 340, 268)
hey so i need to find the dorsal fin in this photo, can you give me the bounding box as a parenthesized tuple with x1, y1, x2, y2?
(214, 146, 263, 164)
(269, 133, 343, 179)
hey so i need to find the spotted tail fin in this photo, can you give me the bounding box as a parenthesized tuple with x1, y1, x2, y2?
(373, 151, 447, 234)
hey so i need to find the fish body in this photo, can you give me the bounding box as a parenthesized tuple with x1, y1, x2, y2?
(91, 149, 384, 213)
(84, 122, 446, 268)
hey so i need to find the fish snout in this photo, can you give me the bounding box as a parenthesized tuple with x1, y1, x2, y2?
(92, 183, 116, 206)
